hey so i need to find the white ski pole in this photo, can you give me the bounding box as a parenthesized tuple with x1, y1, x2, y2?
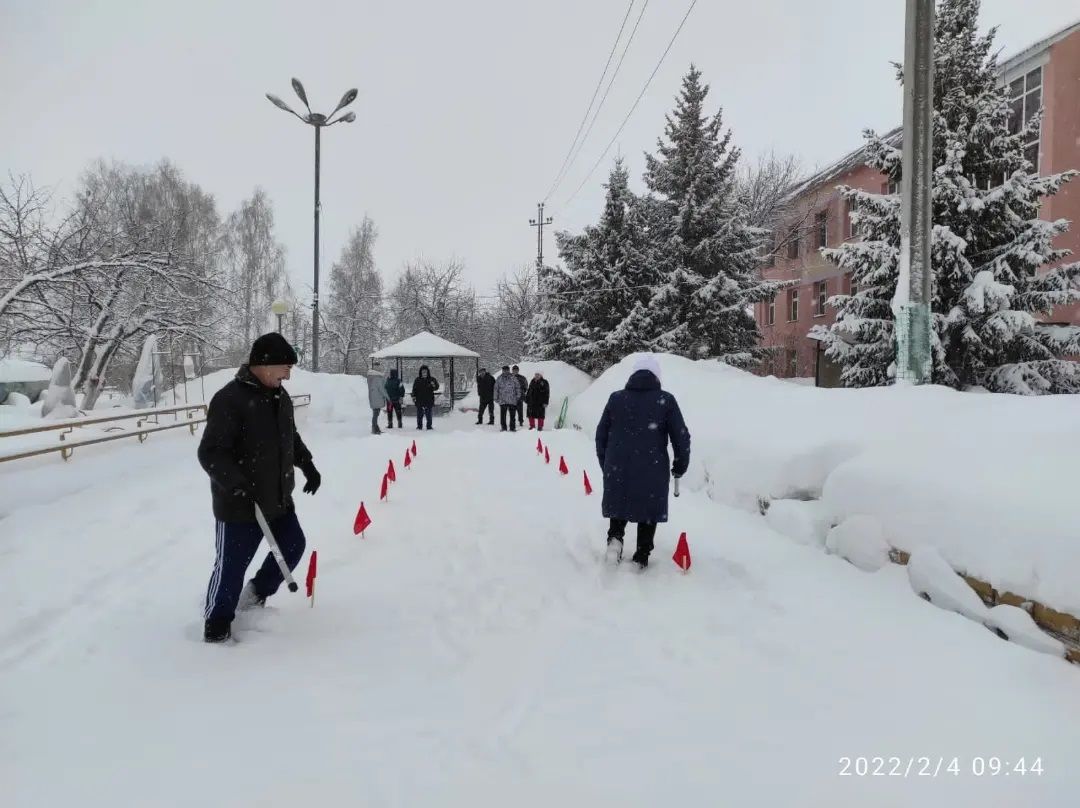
(253, 502, 300, 593)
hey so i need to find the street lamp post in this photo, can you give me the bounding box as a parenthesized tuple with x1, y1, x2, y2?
(266, 79, 358, 372)
(271, 299, 289, 334)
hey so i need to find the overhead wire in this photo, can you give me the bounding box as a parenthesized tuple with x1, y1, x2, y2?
(549, 0, 651, 202)
(562, 0, 698, 207)
(541, 0, 637, 202)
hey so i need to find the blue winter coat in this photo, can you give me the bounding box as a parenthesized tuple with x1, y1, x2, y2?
(595, 369, 691, 524)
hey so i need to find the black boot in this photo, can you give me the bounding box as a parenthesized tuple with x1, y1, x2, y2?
(204, 618, 232, 643)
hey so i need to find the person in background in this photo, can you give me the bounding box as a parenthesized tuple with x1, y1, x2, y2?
(494, 365, 522, 433)
(512, 365, 527, 427)
(595, 355, 690, 570)
(526, 372, 550, 431)
(475, 367, 496, 426)
(197, 332, 321, 643)
(411, 364, 440, 430)
(384, 368, 405, 429)
(366, 365, 389, 435)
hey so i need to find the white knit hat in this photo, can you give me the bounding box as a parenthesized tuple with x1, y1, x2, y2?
(632, 354, 662, 382)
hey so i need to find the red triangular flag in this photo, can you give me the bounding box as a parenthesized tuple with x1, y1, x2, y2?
(583, 470, 593, 495)
(387, 459, 397, 483)
(305, 550, 317, 598)
(672, 532, 691, 572)
(544, 447, 550, 464)
(411, 440, 417, 457)
(536, 438, 543, 454)
(404, 449, 412, 469)
(558, 456, 569, 476)
(353, 502, 372, 536)
(380, 473, 389, 501)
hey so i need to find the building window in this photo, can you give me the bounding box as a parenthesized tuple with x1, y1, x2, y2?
(816, 211, 828, 248)
(763, 233, 775, 268)
(787, 228, 800, 260)
(846, 198, 858, 239)
(787, 349, 798, 377)
(814, 280, 828, 316)
(767, 298, 775, 326)
(849, 276, 859, 295)
(788, 288, 799, 322)
(882, 180, 899, 195)
(1009, 67, 1042, 173)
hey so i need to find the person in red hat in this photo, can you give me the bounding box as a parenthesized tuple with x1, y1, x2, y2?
(197, 332, 321, 643)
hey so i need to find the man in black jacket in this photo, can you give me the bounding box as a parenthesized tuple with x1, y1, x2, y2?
(197, 333, 321, 643)
(475, 368, 495, 425)
(411, 364, 439, 430)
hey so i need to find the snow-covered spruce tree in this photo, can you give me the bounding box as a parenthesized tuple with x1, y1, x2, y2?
(553, 159, 654, 374)
(524, 262, 576, 361)
(814, 0, 1080, 393)
(639, 65, 782, 365)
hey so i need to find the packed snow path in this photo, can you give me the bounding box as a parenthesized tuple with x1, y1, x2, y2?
(3, 411, 1079, 806)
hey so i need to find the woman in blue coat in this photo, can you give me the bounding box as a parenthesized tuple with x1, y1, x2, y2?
(595, 355, 691, 568)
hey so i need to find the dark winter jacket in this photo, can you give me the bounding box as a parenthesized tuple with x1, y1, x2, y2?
(411, 366, 440, 407)
(494, 372, 522, 406)
(514, 373, 528, 400)
(476, 371, 496, 402)
(198, 365, 314, 523)
(385, 369, 406, 402)
(526, 377, 550, 418)
(595, 369, 690, 524)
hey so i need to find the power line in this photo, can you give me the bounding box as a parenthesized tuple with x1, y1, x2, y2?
(551, 0, 650, 201)
(563, 0, 698, 207)
(542, 0, 637, 202)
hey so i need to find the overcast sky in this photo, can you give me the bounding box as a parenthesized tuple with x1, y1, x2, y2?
(3, 0, 1078, 299)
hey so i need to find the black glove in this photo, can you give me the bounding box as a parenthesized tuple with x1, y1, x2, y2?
(300, 461, 321, 495)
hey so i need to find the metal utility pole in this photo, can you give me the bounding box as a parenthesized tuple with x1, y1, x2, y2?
(894, 0, 935, 385)
(266, 79, 358, 372)
(529, 202, 553, 269)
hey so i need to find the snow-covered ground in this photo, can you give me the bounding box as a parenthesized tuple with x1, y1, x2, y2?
(569, 354, 1080, 617)
(2, 368, 1078, 806)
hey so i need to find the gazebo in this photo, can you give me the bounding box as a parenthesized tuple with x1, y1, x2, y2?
(369, 332, 480, 415)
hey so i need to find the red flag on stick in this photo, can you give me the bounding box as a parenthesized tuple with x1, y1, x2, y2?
(583, 470, 593, 495)
(305, 550, 318, 601)
(558, 456, 569, 476)
(544, 447, 550, 464)
(536, 438, 543, 454)
(672, 532, 691, 572)
(411, 440, 417, 457)
(404, 449, 412, 469)
(387, 459, 397, 483)
(380, 473, 389, 502)
(353, 503, 372, 536)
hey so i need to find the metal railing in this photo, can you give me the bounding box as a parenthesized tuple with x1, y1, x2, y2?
(0, 394, 311, 464)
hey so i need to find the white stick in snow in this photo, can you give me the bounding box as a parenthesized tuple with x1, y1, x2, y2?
(253, 503, 299, 593)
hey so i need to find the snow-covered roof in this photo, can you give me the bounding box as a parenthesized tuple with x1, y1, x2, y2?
(782, 18, 1080, 205)
(370, 331, 480, 359)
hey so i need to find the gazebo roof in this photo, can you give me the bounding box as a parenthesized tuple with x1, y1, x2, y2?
(370, 331, 479, 360)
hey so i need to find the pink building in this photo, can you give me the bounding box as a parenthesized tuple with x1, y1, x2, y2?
(756, 20, 1080, 386)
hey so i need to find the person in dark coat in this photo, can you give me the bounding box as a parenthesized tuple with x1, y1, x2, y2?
(411, 364, 440, 430)
(384, 368, 405, 429)
(525, 372, 550, 431)
(494, 365, 522, 432)
(512, 365, 528, 426)
(475, 367, 496, 426)
(197, 333, 321, 643)
(595, 355, 690, 569)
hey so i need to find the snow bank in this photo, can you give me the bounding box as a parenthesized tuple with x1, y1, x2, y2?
(826, 515, 890, 572)
(167, 367, 369, 426)
(567, 352, 1080, 616)
(763, 499, 831, 547)
(0, 358, 51, 383)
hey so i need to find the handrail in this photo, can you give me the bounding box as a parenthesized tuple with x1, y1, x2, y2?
(0, 395, 311, 464)
(0, 403, 208, 439)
